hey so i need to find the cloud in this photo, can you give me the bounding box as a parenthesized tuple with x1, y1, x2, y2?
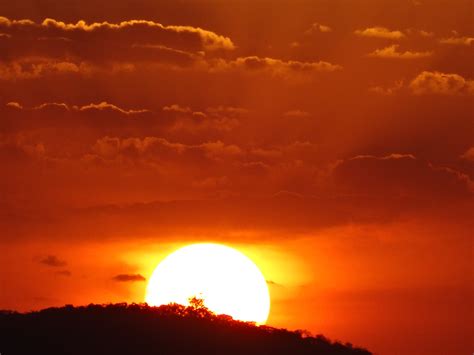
(369, 80, 404, 95)
(6, 101, 23, 109)
(429, 164, 474, 193)
(91, 136, 184, 159)
(163, 104, 243, 132)
(331, 154, 474, 198)
(410, 71, 474, 95)
(89, 136, 243, 164)
(0, 57, 138, 80)
(5, 185, 472, 245)
(33, 102, 70, 111)
(0, 16, 345, 81)
(163, 104, 207, 120)
(3, 101, 153, 134)
(367, 45, 432, 59)
(305, 22, 332, 34)
(355, 27, 405, 39)
(8, 101, 151, 115)
(0, 16, 234, 78)
(59, 136, 323, 199)
(249, 141, 319, 166)
(131, 43, 200, 64)
(77, 102, 151, 115)
(405, 29, 434, 37)
(112, 274, 146, 282)
(0, 58, 81, 80)
(2, 100, 246, 140)
(163, 104, 195, 115)
(163, 104, 247, 121)
(205, 106, 249, 119)
(6, 99, 152, 119)
(266, 280, 284, 288)
(440, 36, 474, 46)
(0, 16, 235, 52)
(212, 56, 341, 77)
(39, 255, 67, 267)
(460, 147, 474, 162)
(0, 135, 46, 161)
(200, 141, 244, 160)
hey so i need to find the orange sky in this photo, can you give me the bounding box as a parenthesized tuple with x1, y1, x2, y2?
(0, 1, 473, 354)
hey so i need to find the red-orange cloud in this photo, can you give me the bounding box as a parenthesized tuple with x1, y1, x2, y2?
(410, 71, 474, 95)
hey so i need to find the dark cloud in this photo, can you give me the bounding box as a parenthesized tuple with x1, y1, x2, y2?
(113, 274, 146, 282)
(0, 16, 237, 78)
(162, 104, 244, 133)
(213, 56, 341, 78)
(39, 255, 67, 267)
(330, 154, 474, 198)
(0, 16, 234, 57)
(2, 191, 471, 245)
(1, 101, 244, 142)
(266, 280, 284, 288)
(0, 135, 46, 162)
(88, 136, 243, 167)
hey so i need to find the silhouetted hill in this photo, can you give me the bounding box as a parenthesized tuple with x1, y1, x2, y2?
(0, 303, 372, 355)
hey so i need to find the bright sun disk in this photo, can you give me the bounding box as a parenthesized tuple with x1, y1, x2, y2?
(145, 243, 270, 324)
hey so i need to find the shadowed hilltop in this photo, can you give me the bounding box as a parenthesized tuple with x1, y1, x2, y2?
(0, 302, 371, 355)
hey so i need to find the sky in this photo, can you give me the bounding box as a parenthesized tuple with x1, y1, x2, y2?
(0, 1, 473, 354)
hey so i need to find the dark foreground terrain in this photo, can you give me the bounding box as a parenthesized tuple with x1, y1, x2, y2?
(0, 303, 371, 355)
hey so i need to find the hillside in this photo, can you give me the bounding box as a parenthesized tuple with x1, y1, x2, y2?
(0, 303, 372, 355)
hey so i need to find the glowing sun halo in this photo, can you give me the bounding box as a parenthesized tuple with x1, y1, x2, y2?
(145, 243, 270, 324)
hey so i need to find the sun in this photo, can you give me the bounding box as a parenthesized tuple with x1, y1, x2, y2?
(145, 243, 270, 324)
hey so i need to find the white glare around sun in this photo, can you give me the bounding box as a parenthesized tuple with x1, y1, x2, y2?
(145, 243, 270, 324)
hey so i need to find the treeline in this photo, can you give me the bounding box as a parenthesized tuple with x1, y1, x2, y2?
(0, 302, 371, 355)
